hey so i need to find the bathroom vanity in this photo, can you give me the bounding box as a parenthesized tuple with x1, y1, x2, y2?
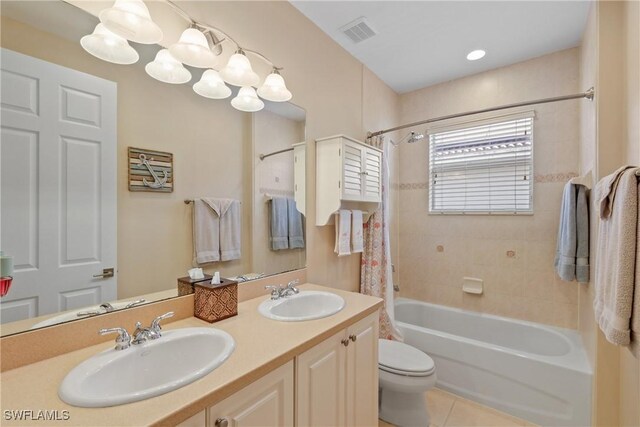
(0, 283, 382, 426)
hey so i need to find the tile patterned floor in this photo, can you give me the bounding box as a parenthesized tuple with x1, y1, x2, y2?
(378, 388, 537, 427)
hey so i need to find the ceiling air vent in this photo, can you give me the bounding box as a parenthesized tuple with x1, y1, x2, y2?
(340, 17, 377, 44)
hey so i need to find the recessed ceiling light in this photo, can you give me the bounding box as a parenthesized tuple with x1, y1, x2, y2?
(466, 49, 486, 61)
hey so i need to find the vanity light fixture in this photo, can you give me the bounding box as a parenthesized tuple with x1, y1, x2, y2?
(169, 27, 218, 68)
(145, 49, 192, 84)
(231, 86, 264, 112)
(220, 49, 260, 87)
(99, 0, 163, 44)
(193, 70, 232, 99)
(257, 68, 292, 102)
(80, 23, 139, 65)
(466, 49, 486, 61)
(81, 1, 294, 107)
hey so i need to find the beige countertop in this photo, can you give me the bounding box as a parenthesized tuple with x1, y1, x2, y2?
(0, 284, 382, 426)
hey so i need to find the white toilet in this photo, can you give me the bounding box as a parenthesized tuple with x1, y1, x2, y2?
(378, 339, 437, 427)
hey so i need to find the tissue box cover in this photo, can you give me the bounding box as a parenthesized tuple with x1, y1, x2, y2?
(194, 279, 238, 323)
(177, 275, 213, 296)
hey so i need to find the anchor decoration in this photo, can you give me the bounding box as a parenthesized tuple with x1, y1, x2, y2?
(128, 147, 173, 193)
(139, 154, 168, 189)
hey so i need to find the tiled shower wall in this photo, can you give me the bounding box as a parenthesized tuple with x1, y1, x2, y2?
(395, 48, 581, 328)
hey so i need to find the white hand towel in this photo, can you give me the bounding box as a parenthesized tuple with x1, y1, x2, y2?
(287, 198, 305, 249)
(334, 210, 351, 257)
(269, 197, 289, 250)
(351, 210, 363, 253)
(594, 167, 639, 350)
(193, 199, 220, 264)
(201, 198, 241, 262)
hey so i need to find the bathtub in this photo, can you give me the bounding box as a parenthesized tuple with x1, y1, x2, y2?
(395, 298, 592, 427)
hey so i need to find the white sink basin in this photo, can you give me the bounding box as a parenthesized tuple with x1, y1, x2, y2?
(258, 290, 345, 321)
(59, 327, 235, 407)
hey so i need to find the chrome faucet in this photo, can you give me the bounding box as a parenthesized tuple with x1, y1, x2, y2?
(99, 327, 131, 351)
(76, 299, 146, 317)
(132, 311, 174, 345)
(265, 280, 300, 300)
(99, 311, 174, 349)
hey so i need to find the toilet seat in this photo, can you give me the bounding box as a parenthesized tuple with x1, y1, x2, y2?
(378, 339, 435, 377)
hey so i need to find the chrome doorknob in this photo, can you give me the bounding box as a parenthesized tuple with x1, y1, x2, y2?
(93, 268, 114, 278)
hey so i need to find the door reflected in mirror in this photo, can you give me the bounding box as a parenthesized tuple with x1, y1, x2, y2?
(0, 0, 306, 336)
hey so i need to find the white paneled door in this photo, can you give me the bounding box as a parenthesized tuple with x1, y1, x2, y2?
(0, 49, 117, 323)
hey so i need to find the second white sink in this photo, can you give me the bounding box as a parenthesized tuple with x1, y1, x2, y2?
(259, 290, 345, 322)
(59, 327, 235, 407)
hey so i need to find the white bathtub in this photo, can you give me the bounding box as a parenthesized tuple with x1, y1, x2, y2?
(395, 298, 592, 427)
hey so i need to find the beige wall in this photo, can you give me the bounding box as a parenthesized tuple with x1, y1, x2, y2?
(396, 48, 581, 328)
(251, 110, 305, 276)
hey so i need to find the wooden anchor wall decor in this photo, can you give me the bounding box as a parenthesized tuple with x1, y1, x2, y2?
(128, 147, 173, 193)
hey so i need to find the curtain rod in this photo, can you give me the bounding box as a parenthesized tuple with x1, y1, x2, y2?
(367, 87, 595, 139)
(259, 147, 294, 161)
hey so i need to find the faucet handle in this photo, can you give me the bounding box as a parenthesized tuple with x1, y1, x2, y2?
(150, 311, 174, 333)
(99, 327, 131, 351)
(286, 279, 300, 293)
(265, 285, 283, 299)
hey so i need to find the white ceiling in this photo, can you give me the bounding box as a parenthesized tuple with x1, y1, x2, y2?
(290, 1, 591, 94)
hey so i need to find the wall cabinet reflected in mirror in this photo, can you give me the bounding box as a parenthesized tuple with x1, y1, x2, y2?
(0, 0, 306, 336)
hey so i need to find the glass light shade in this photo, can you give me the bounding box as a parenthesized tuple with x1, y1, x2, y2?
(169, 28, 217, 68)
(145, 49, 191, 84)
(220, 52, 260, 87)
(466, 49, 486, 61)
(99, 0, 163, 44)
(231, 86, 264, 112)
(193, 70, 231, 99)
(80, 24, 139, 65)
(257, 72, 292, 102)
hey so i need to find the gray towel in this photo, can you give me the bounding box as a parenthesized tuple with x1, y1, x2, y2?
(575, 185, 590, 283)
(270, 197, 289, 250)
(594, 167, 639, 350)
(287, 198, 304, 249)
(555, 182, 578, 281)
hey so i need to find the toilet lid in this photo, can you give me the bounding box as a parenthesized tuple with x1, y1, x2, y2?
(378, 339, 435, 376)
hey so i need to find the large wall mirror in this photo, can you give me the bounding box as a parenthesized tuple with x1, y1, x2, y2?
(0, 0, 306, 336)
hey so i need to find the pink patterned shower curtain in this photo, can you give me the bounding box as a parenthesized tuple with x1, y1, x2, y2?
(360, 137, 403, 340)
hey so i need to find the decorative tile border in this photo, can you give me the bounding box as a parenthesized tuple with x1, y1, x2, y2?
(396, 172, 579, 190)
(259, 187, 294, 197)
(533, 172, 579, 183)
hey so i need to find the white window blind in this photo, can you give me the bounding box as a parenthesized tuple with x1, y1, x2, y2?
(428, 115, 534, 214)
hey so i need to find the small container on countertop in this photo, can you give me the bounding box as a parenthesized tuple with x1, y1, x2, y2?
(177, 275, 213, 296)
(194, 278, 238, 323)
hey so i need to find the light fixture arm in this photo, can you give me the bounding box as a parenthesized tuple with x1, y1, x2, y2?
(161, 0, 282, 70)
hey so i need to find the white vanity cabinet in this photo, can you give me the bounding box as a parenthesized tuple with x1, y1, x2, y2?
(296, 312, 379, 427)
(207, 361, 294, 427)
(316, 135, 382, 225)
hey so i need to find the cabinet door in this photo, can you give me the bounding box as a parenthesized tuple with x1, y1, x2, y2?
(341, 140, 365, 201)
(296, 331, 347, 427)
(208, 361, 294, 427)
(346, 313, 379, 427)
(363, 148, 382, 202)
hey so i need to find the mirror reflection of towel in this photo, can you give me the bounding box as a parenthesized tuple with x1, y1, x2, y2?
(288, 198, 305, 249)
(193, 198, 241, 264)
(270, 197, 289, 250)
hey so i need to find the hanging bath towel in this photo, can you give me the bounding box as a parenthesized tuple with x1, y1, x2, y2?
(334, 210, 351, 256)
(287, 198, 305, 249)
(199, 198, 241, 262)
(269, 197, 289, 250)
(351, 210, 364, 253)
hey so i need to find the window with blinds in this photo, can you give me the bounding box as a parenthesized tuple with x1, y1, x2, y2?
(428, 115, 534, 214)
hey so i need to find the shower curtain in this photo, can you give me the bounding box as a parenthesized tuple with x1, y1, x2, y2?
(360, 137, 403, 340)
